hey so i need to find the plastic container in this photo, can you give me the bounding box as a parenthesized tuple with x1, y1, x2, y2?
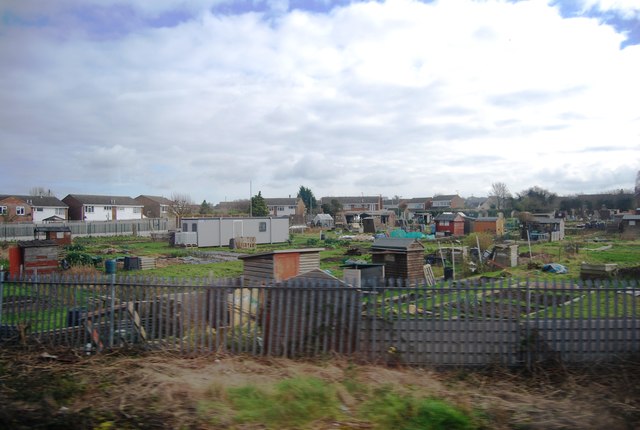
(105, 259, 117, 274)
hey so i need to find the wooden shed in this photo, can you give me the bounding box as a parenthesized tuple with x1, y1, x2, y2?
(34, 225, 72, 246)
(370, 238, 425, 281)
(9, 240, 61, 277)
(239, 248, 325, 285)
(473, 216, 505, 236)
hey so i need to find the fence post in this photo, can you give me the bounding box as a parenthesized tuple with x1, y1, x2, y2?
(109, 273, 116, 348)
(0, 267, 4, 326)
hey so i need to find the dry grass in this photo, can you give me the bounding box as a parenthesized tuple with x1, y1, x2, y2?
(0, 347, 639, 429)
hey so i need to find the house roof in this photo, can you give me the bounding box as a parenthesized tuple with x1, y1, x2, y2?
(622, 214, 640, 221)
(370, 238, 424, 251)
(434, 213, 463, 221)
(135, 195, 173, 205)
(475, 217, 499, 222)
(313, 213, 333, 220)
(433, 194, 460, 201)
(264, 198, 299, 206)
(0, 195, 67, 208)
(321, 196, 380, 204)
(64, 194, 141, 206)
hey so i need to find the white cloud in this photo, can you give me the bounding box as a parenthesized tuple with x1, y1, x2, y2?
(0, 0, 639, 203)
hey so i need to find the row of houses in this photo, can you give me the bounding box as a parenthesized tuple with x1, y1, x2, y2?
(0, 194, 173, 223)
(0, 193, 471, 224)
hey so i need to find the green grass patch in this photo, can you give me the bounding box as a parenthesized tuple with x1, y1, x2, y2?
(140, 260, 243, 278)
(225, 376, 339, 428)
(359, 386, 477, 430)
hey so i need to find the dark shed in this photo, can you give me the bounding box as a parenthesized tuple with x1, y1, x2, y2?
(370, 238, 425, 281)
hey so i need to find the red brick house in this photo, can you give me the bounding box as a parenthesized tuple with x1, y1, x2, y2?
(434, 212, 465, 236)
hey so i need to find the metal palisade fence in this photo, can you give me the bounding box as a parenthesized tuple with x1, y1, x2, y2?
(0, 274, 638, 367)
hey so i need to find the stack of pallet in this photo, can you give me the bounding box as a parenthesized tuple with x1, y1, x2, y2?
(140, 257, 156, 270)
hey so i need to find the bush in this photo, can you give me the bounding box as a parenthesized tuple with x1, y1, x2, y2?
(359, 387, 476, 430)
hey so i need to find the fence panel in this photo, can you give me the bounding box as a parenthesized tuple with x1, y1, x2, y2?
(1, 275, 638, 367)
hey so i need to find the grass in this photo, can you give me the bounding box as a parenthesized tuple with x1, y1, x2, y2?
(359, 386, 478, 430)
(225, 377, 340, 428)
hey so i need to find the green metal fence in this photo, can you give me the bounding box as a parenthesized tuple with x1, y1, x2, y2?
(1, 274, 638, 367)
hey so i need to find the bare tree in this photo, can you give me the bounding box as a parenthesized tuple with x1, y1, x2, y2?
(490, 182, 511, 210)
(170, 193, 194, 227)
(29, 187, 53, 197)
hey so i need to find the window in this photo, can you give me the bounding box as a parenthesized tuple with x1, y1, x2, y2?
(161, 205, 168, 213)
(118, 207, 124, 211)
(440, 220, 450, 226)
(183, 223, 188, 231)
(277, 206, 285, 211)
(259, 222, 267, 232)
(55, 208, 65, 215)
(85, 206, 94, 213)
(104, 206, 112, 211)
(133, 207, 141, 213)
(36, 207, 43, 212)
(16, 206, 25, 215)
(192, 223, 198, 232)
(0, 206, 6, 215)
(631, 220, 636, 226)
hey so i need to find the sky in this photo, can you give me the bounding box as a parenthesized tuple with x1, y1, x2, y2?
(1, 0, 639, 205)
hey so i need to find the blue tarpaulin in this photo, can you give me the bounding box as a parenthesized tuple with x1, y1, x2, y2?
(542, 263, 568, 274)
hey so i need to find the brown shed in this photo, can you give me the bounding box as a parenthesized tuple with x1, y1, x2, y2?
(10, 240, 61, 277)
(239, 248, 325, 285)
(34, 226, 72, 246)
(370, 238, 425, 281)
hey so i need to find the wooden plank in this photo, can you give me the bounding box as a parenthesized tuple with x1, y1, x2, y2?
(84, 321, 104, 352)
(126, 302, 147, 341)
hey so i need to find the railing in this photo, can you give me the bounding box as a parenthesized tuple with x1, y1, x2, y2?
(0, 219, 170, 241)
(1, 275, 638, 367)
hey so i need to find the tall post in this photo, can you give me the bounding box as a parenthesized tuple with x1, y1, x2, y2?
(249, 180, 252, 217)
(109, 273, 116, 348)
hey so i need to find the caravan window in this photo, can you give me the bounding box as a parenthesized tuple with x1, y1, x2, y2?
(259, 222, 267, 232)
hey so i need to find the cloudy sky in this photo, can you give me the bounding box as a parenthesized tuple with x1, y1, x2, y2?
(1, 0, 639, 204)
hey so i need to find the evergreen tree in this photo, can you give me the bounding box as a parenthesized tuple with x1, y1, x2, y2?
(251, 191, 269, 217)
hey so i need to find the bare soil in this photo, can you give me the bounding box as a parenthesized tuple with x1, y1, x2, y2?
(0, 347, 638, 429)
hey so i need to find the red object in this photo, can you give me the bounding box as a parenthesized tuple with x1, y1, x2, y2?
(8, 246, 22, 277)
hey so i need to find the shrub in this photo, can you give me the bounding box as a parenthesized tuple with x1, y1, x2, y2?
(359, 387, 476, 430)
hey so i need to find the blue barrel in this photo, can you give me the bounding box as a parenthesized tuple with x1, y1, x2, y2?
(105, 259, 117, 274)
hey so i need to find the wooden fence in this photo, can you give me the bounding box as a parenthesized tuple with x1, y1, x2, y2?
(0, 275, 638, 367)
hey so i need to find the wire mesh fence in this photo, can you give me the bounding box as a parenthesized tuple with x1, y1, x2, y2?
(1, 274, 638, 367)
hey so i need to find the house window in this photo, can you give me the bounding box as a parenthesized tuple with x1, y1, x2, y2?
(259, 222, 267, 232)
(0, 206, 6, 215)
(440, 220, 450, 226)
(16, 206, 25, 215)
(118, 207, 124, 211)
(277, 207, 285, 211)
(55, 208, 65, 215)
(133, 207, 141, 213)
(104, 206, 112, 211)
(85, 206, 94, 213)
(183, 223, 188, 231)
(192, 223, 198, 232)
(36, 207, 44, 212)
(630, 221, 636, 226)
(161, 205, 168, 213)
(288, 206, 295, 210)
